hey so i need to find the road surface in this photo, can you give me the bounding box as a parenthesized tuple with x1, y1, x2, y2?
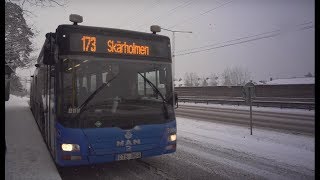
(176, 103, 314, 135)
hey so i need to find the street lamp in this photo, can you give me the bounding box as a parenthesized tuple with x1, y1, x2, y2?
(159, 27, 192, 79)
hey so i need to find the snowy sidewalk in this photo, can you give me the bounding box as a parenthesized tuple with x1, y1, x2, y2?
(5, 95, 61, 180)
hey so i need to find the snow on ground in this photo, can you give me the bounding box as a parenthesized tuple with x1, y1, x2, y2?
(5, 95, 314, 179)
(5, 95, 61, 180)
(180, 102, 315, 115)
(265, 77, 314, 85)
(177, 117, 314, 171)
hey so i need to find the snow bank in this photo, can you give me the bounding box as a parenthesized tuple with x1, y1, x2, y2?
(180, 102, 315, 115)
(177, 117, 314, 171)
(5, 95, 61, 180)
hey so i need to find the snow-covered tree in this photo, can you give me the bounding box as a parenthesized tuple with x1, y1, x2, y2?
(201, 78, 208, 87)
(184, 72, 199, 87)
(5, 1, 34, 70)
(221, 66, 251, 86)
(9, 0, 67, 8)
(208, 73, 218, 86)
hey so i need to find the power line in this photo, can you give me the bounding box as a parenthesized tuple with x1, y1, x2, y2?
(175, 23, 314, 57)
(176, 30, 280, 53)
(176, 33, 281, 56)
(116, 0, 162, 29)
(176, 21, 313, 53)
(168, 0, 233, 29)
(133, 0, 196, 31)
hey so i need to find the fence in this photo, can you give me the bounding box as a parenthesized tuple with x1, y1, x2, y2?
(175, 84, 315, 110)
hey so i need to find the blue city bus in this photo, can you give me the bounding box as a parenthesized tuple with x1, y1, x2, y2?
(30, 14, 177, 167)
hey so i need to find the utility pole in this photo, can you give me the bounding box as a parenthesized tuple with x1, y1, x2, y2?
(160, 27, 192, 79)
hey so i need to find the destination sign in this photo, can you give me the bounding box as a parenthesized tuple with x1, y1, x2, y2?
(68, 33, 170, 59)
(107, 40, 149, 56)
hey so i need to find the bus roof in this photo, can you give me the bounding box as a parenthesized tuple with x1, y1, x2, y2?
(56, 24, 170, 41)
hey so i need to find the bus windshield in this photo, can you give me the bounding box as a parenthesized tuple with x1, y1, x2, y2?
(60, 57, 175, 128)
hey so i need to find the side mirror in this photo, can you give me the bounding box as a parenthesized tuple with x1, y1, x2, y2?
(43, 32, 55, 65)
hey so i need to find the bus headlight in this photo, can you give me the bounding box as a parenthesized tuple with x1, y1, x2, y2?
(169, 134, 177, 142)
(61, 144, 80, 151)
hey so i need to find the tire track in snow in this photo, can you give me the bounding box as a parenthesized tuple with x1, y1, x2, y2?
(178, 136, 314, 180)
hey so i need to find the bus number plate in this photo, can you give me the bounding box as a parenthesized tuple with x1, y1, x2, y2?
(117, 152, 141, 161)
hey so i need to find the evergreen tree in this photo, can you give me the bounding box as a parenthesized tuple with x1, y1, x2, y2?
(5, 1, 34, 70)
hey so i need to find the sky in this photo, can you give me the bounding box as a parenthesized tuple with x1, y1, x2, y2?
(17, 0, 314, 82)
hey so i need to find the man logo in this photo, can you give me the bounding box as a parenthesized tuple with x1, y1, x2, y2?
(117, 141, 125, 146)
(95, 121, 102, 127)
(125, 131, 132, 139)
(116, 139, 141, 147)
(116, 131, 141, 147)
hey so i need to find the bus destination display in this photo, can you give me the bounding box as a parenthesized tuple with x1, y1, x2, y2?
(69, 33, 169, 59)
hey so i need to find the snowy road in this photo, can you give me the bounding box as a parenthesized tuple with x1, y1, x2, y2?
(176, 103, 315, 135)
(5, 96, 314, 180)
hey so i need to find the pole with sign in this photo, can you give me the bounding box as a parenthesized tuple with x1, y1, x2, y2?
(242, 82, 255, 135)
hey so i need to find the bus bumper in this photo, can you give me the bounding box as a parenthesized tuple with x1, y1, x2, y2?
(55, 144, 176, 167)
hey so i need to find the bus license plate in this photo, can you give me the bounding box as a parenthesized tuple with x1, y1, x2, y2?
(117, 152, 141, 161)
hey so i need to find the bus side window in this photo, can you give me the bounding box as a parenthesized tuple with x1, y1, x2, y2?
(90, 74, 96, 92)
(102, 72, 107, 83)
(96, 73, 103, 88)
(137, 74, 144, 96)
(76, 78, 80, 92)
(82, 76, 87, 89)
(137, 71, 158, 97)
(157, 70, 166, 95)
(146, 71, 156, 96)
(35, 76, 38, 99)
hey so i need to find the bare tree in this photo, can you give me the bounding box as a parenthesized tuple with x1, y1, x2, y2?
(201, 77, 209, 87)
(8, 0, 67, 8)
(194, 77, 201, 87)
(208, 73, 218, 86)
(184, 72, 199, 87)
(10, 74, 29, 96)
(221, 66, 251, 86)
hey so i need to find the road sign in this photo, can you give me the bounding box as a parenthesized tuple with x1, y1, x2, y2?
(242, 82, 255, 135)
(243, 82, 255, 103)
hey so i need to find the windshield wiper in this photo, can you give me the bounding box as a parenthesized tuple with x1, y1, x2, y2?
(73, 74, 118, 119)
(138, 72, 169, 119)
